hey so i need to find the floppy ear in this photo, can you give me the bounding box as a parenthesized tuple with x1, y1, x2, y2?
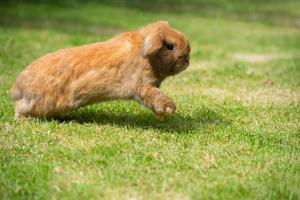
(141, 20, 170, 58)
(141, 33, 163, 58)
(149, 20, 170, 29)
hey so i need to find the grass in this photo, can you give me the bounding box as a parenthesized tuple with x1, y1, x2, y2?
(0, 0, 300, 199)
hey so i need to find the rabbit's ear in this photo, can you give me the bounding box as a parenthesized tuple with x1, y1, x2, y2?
(148, 21, 170, 29)
(141, 21, 171, 58)
(141, 33, 163, 58)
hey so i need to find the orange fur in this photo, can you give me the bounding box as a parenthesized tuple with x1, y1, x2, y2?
(11, 21, 191, 120)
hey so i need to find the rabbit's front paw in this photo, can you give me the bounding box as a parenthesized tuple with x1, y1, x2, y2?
(154, 98, 176, 121)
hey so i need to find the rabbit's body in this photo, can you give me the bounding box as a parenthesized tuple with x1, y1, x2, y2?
(11, 21, 190, 120)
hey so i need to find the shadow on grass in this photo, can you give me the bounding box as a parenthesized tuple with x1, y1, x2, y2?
(52, 106, 231, 133)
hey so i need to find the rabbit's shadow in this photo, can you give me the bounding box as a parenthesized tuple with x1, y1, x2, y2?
(56, 106, 231, 133)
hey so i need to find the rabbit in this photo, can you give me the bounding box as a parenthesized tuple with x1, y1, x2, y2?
(10, 21, 191, 120)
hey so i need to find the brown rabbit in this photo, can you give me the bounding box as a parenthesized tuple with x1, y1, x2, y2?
(11, 21, 191, 120)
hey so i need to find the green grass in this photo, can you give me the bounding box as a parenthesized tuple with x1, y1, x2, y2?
(1, 1, 300, 199)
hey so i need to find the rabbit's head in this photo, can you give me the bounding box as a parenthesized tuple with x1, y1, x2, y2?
(141, 21, 191, 76)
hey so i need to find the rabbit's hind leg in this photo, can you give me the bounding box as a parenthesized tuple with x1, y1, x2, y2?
(14, 98, 34, 120)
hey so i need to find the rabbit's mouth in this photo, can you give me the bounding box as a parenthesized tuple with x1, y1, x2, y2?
(170, 61, 189, 75)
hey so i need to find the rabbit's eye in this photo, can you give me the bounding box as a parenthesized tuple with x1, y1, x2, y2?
(165, 43, 175, 51)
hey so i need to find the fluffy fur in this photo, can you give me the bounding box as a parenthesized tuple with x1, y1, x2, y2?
(11, 21, 191, 120)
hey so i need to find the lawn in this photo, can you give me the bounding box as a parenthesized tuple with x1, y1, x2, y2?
(0, 0, 300, 199)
